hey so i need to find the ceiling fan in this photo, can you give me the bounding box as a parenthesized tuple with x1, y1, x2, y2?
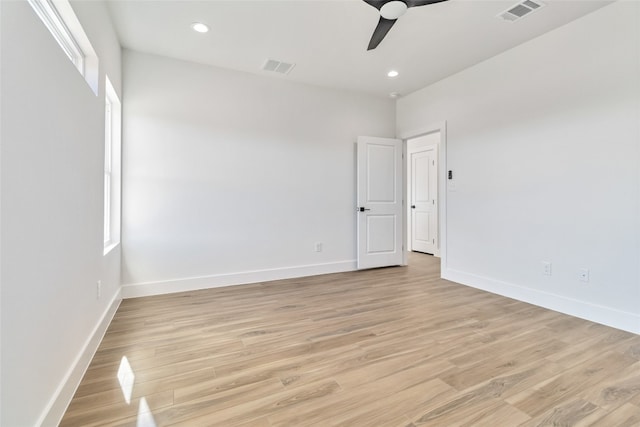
(363, 0, 448, 50)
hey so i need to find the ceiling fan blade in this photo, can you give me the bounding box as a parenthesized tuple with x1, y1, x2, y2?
(363, 0, 387, 10)
(367, 17, 397, 50)
(406, 0, 448, 7)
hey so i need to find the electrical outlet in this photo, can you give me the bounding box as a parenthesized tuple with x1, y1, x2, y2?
(97, 280, 102, 299)
(315, 242, 323, 252)
(579, 268, 590, 283)
(542, 261, 552, 276)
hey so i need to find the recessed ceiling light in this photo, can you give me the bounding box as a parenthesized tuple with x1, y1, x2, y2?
(389, 92, 400, 98)
(387, 70, 399, 78)
(191, 22, 209, 33)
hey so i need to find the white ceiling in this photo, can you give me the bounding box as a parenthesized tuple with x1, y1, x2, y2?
(106, 0, 611, 98)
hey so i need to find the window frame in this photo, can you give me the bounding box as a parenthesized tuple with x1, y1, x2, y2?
(103, 77, 121, 254)
(27, 0, 99, 95)
(28, 0, 84, 74)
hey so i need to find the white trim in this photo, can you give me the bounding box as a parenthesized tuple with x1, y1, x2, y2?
(443, 267, 640, 335)
(122, 260, 358, 299)
(401, 141, 408, 265)
(38, 289, 122, 426)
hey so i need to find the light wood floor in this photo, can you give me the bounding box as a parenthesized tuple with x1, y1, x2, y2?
(61, 253, 640, 426)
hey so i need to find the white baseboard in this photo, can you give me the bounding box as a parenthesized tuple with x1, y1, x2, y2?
(122, 260, 358, 299)
(442, 268, 640, 335)
(38, 289, 122, 427)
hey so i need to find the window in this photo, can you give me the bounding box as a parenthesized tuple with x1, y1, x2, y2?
(28, 0, 99, 94)
(104, 96, 113, 245)
(104, 77, 121, 253)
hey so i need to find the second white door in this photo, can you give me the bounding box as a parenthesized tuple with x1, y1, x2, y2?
(356, 136, 403, 269)
(410, 147, 437, 254)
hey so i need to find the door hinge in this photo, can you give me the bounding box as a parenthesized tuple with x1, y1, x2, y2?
(432, 160, 435, 165)
(432, 239, 435, 244)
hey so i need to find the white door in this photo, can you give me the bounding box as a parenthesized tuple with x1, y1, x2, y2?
(356, 136, 403, 269)
(410, 147, 437, 254)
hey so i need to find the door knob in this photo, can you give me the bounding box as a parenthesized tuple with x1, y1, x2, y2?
(411, 205, 416, 209)
(358, 207, 371, 212)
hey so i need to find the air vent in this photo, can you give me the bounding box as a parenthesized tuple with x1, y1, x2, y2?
(261, 59, 295, 75)
(498, 0, 544, 22)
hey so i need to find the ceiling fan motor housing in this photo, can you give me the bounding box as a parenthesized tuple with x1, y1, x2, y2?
(364, 0, 449, 50)
(380, 1, 409, 19)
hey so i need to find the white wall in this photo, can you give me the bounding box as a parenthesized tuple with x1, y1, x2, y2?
(122, 51, 395, 296)
(0, 1, 122, 425)
(398, 1, 640, 333)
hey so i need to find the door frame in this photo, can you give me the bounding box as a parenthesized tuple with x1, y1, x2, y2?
(399, 121, 448, 269)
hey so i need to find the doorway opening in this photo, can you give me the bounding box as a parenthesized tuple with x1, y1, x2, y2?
(355, 123, 447, 271)
(402, 125, 446, 268)
(407, 134, 439, 256)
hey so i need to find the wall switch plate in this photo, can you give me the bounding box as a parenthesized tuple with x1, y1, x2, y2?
(97, 280, 102, 299)
(579, 268, 590, 282)
(542, 261, 552, 276)
(315, 242, 323, 252)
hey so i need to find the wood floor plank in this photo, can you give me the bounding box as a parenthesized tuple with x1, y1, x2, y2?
(328, 378, 457, 427)
(506, 351, 638, 417)
(60, 390, 173, 427)
(517, 399, 602, 427)
(580, 360, 640, 411)
(61, 253, 640, 426)
(589, 402, 640, 427)
(449, 402, 530, 427)
(166, 379, 342, 426)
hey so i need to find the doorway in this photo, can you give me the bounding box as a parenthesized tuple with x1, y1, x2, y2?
(356, 123, 447, 270)
(406, 131, 441, 258)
